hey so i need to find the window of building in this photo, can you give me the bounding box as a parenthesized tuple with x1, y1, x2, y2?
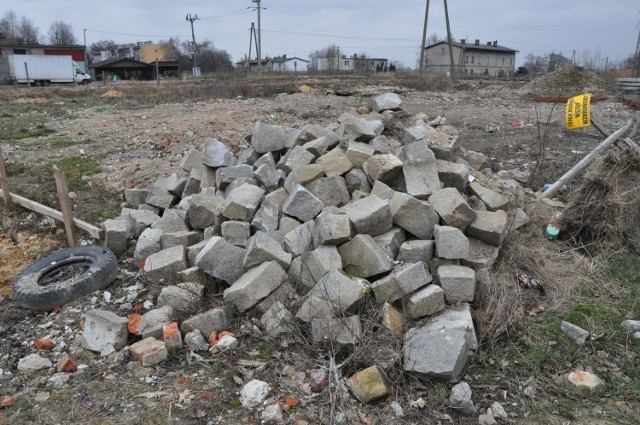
(13, 48, 26, 54)
(494, 57, 498, 65)
(344, 60, 350, 66)
(470, 69, 474, 74)
(465, 55, 468, 63)
(510, 57, 513, 64)
(502, 57, 505, 65)
(471, 55, 474, 64)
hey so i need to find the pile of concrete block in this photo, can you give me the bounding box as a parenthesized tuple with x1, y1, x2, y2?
(102, 93, 521, 381)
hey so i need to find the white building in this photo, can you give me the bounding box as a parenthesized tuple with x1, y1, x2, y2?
(424, 39, 518, 77)
(270, 55, 309, 72)
(316, 54, 389, 73)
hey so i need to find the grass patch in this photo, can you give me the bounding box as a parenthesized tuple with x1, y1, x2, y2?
(14, 124, 55, 139)
(257, 345, 273, 358)
(49, 138, 94, 149)
(228, 400, 241, 409)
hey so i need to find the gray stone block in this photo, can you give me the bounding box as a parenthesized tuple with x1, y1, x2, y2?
(370, 180, 395, 201)
(284, 164, 324, 194)
(251, 200, 280, 232)
(261, 301, 294, 336)
(222, 221, 251, 247)
(404, 325, 469, 380)
(469, 182, 509, 211)
(124, 189, 148, 208)
(237, 147, 259, 166)
(160, 230, 202, 250)
(344, 169, 371, 194)
(145, 188, 177, 210)
(406, 284, 445, 318)
(390, 192, 438, 239)
(363, 154, 403, 184)
(223, 261, 288, 312)
(429, 188, 477, 231)
(436, 160, 469, 191)
(179, 148, 203, 172)
(251, 280, 294, 316)
(437, 265, 476, 303)
(283, 220, 316, 257)
(102, 219, 128, 256)
(338, 234, 392, 278)
(254, 163, 282, 190)
(401, 124, 437, 144)
(243, 231, 292, 269)
(373, 93, 402, 112)
(314, 212, 353, 246)
(216, 165, 254, 189)
(203, 138, 236, 168)
(311, 316, 362, 345)
(154, 174, 187, 197)
(252, 122, 286, 153)
(222, 183, 266, 221)
(338, 115, 381, 142)
(83, 309, 129, 355)
(346, 141, 375, 167)
(461, 238, 500, 270)
(157, 282, 204, 312)
(401, 140, 440, 199)
(428, 303, 478, 350)
(186, 239, 209, 266)
(315, 148, 353, 177)
(139, 306, 174, 339)
(434, 225, 469, 260)
(373, 227, 406, 260)
(180, 307, 229, 338)
(397, 240, 434, 264)
(296, 296, 338, 322)
(306, 176, 351, 207)
(134, 228, 163, 265)
(282, 185, 324, 222)
(341, 195, 392, 236)
(143, 245, 187, 284)
(370, 261, 431, 304)
(466, 210, 508, 246)
(279, 146, 316, 173)
(195, 236, 247, 284)
(308, 270, 366, 312)
(151, 210, 188, 234)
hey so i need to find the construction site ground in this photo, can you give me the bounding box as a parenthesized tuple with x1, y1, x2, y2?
(0, 73, 638, 424)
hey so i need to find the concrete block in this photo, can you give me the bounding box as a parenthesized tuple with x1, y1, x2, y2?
(315, 148, 353, 177)
(406, 284, 445, 318)
(466, 210, 508, 246)
(223, 261, 288, 312)
(338, 234, 392, 278)
(203, 138, 236, 167)
(429, 188, 477, 230)
(401, 140, 440, 199)
(437, 265, 476, 303)
(363, 154, 403, 184)
(252, 122, 286, 153)
(161, 230, 202, 250)
(222, 183, 265, 221)
(221, 221, 251, 247)
(101, 219, 128, 256)
(82, 309, 129, 356)
(434, 225, 469, 260)
(373, 227, 406, 260)
(306, 176, 351, 207)
(195, 236, 247, 284)
(216, 165, 254, 189)
(143, 245, 187, 284)
(282, 184, 324, 222)
(341, 195, 392, 236)
(243, 231, 292, 269)
(397, 240, 434, 264)
(129, 337, 168, 367)
(469, 182, 509, 211)
(390, 192, 438, 239)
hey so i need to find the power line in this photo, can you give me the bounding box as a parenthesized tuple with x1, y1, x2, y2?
(85, 28, 189, 38)
(262, 28, 415, 41)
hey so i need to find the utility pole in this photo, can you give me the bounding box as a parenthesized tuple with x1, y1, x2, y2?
(634, 17, 640, 77)
(248, 22, 259, 72)
(83, 28, 88, 72)
(419, 0, 431, 77)
(249, 0, 264, 73)
(186, 13, 200, 76)
(443, 0, 455, 80)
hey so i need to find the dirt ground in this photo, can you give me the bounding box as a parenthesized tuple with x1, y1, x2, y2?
(0, 73, 639, 424)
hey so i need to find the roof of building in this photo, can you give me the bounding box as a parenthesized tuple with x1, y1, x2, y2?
(271, 56, 309, 63)
(89, 57, 152, 68)
(426, 40, 518, 53)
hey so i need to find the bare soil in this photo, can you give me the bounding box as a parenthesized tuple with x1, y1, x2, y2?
(0, 74, 638, 425)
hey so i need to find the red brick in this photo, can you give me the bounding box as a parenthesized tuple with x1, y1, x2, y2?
(129, 337, 168, 367)
(56, 355, 77, 373)
(128, 314, 142, 335)
(0, 395, 15, 408)
(284, 395, 300, 408)
(163, 322, 182, 352)
(34, 337, 56, 350)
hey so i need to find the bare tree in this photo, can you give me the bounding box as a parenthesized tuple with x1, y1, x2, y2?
(89, 39, 118, 60)
(48, 21, 77, 45)
(523, 53, 547, 74)
(547, 51, 570, 72)
(309, 44, 342, 74)
(581, 47, 606, 73)
(18, 16, 39, 44)
(0, 11, 19, 43)
(0, 10, 40, 44)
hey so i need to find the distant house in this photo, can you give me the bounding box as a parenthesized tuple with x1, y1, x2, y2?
(270, 55, 308, 72)
(89, 57, 155, 81)
(235, 58, 271, 71)
(90, 42, 179, 78)
(0, 44, 87, 84)
(316, 54, 389, 73)
(424, 39, 518, 77)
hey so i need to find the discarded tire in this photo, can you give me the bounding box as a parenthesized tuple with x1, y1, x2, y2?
(13, 245, 118, 311)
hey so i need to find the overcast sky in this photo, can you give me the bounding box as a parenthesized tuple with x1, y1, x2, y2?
(3, 0, 639, 68)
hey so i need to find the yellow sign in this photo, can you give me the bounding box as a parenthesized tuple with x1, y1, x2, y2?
(565, 94, 591, 129)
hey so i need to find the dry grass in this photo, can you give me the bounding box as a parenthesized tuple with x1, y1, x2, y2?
(558, 148, 640, 254)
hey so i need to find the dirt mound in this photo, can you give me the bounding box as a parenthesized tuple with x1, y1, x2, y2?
(559, 148, 640, 252)
(101, 89, 124, 98)
(521, 65, 608, 97)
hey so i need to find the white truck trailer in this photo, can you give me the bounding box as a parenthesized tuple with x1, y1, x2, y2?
(8, 54, 91, 85)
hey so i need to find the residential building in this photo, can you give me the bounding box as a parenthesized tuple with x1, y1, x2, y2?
(424, 39, 518, 77)
(316, 54, 389, 73)
(0, 44, 86, 84)
(270, 55, 308, 72)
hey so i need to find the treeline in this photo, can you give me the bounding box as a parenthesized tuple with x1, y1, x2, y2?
(0, 10, 76, 45)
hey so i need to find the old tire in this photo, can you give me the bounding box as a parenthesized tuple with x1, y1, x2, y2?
(13, 245, 118, 311)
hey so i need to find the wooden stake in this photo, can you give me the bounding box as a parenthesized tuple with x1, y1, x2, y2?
(53, 165, 77, 247)
(541, 120, 633, 199)
(0, 145, 11, 206)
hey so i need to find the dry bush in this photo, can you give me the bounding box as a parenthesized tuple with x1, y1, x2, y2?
(558, 148, 640, 253)
(475, 233, 598, 346)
